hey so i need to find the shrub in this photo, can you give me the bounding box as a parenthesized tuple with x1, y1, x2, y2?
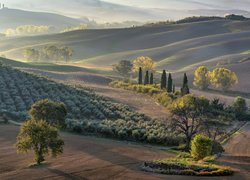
(191, 134, 212, 160)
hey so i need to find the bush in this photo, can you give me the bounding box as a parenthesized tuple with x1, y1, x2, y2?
(191, 134, 212, 160)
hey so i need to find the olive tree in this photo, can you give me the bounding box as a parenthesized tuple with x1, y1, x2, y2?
(29, 99, 67, 128)
(16, 120, 64, 165)
(170, 94, 210, 150)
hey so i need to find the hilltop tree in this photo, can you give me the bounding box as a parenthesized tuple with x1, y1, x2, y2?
(138, 67, 143, 84)
(161, 70, 167, 89)
(193, 66, 210, 90)
(60, 47, 73, 63)
(210, 68, 238, 91)
(113, 60, 133, 79)
(181, 73, 190, 95)
(144, 71, 149, 85)
(170, 94, 210, 150)
(29, 99, 67, 128)
(167, 73, 173, 93)
(16, 120, 64, 165)
(150, 72, 154, 84)
(132, 56, 155, 74)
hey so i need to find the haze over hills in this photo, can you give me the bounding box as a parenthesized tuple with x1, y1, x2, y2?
(1, 17, 250, 92)
(1, 0, 250, 26)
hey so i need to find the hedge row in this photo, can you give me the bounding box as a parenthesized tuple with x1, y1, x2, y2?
(110, 80, 180, 107)
(142, 158, 233, 176)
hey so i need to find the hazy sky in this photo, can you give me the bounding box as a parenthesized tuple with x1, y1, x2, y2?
(101, 0, 250, 10)
(2, 0, 250, 11)
(1, 0, 250, 22)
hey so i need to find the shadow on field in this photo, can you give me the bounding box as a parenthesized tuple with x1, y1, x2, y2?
(47, 168, 88, 180)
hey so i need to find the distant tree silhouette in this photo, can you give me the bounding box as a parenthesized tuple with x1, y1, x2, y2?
(144, 71, 149, 85)
(150, 72, 154, 84)
(138, 67, 143, 84)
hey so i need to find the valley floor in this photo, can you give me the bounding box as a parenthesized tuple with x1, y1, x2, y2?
(0, 124, 249, 180)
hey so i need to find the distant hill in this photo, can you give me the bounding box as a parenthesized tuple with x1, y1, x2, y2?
(0, 8, 82, 32)
(1, 18, 250, 92)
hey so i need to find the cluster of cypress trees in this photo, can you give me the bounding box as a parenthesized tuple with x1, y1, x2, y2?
(138, 67, 154, 85)
(160, 70, 174, 93)
(138, 67, 189, 95)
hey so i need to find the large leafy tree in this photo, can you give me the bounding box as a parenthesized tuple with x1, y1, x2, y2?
(16, 120, 64, 165)
(132, 56, 155, 74)
(113, 60, 133, 79)
(193, 66, 210, 90)
(170, 94, 210, 150)
(210, 68, 238, 91)
(29, 99, 67, 128)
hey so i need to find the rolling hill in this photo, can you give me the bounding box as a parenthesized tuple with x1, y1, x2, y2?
(0, 8, 83, 32)
(0, 18, 250, 92)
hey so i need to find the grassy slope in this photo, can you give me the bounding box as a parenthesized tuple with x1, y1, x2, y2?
(1, 20, 250, 66)
(1, 19, 250, 92)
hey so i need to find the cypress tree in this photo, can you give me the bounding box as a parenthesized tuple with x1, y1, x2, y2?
(181, 73, 190, 95)
(161, 70, 167, 89)
(167, 73, 173, 93)
(138, 67, 142, 84)
(144, 70, 149, 85)
(150, 72, 154, 85)
(183, 73, 188, 86)
(173, 84, 175, 93)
